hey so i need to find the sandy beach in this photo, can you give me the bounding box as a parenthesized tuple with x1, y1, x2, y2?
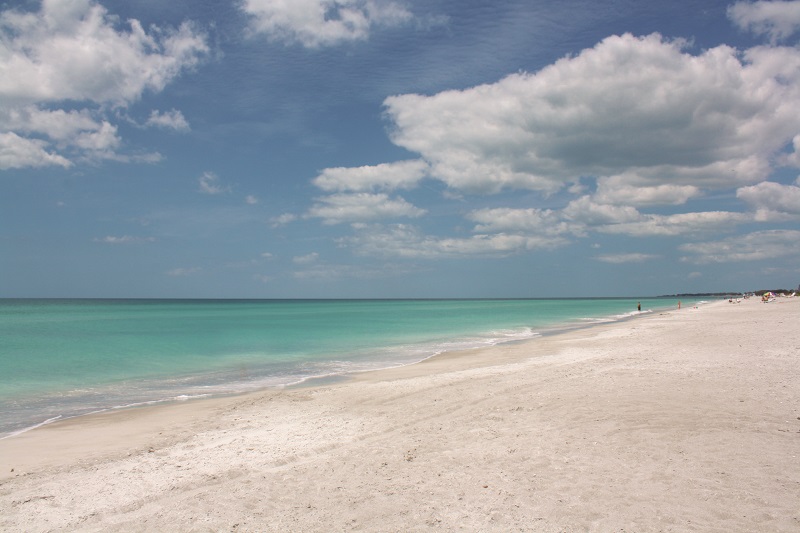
(1, 297, 798, 532)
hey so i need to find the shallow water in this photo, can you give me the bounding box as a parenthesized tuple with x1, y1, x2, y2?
(0, 298, 685, 437)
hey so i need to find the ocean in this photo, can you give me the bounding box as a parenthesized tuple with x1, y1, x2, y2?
(0, 298, 689, 438)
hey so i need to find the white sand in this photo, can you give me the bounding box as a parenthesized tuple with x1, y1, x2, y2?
(1, 298, 799, 532)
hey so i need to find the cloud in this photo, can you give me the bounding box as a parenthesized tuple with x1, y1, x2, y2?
(383, 33, 800, 195)
(145, 109, 190, 131)
(245, 195, 259, 205)
(728, 0, 800, 43)
(593, 176, 701, 206)
(467, 207, 577, 236)
(338, 223, 568, 259)
(242, 0, 413, 48)
(736, 180, 800, 219)
(598, 211, 752, 237)
(468, 199, 751, 243)
(198, 171, 231, 195)
(270, 213, 298, 227)
(0, 131, 71, 170)
(679, 229, 800, 263)
(594, 253, 659, 264)
(313, 160, 428, 192)
(307, 192, 425, 224)
(562, 196, 642, 227)
(0, 0, 208, 168)
(293, 252, 319, 264)
(93, 235, 155, 244)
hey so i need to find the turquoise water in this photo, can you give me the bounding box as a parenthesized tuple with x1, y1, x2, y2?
(0, 298, 687, 438)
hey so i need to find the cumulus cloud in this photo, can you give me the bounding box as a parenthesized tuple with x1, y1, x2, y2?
(562, 196, 642, 227)
(593, 176, 701, 206)
(307, 192, 425, 224)
(0, 131, 71, 169)
(338, 223, 569, 259)
(242, 0, 413, 48)
(728, 0, 800, 43)
(313, 160, 428, 192)
(467, 207, 578, 236)
(0, 0, 207, 168)
(468, 200, 751, 243)
(679, 229, 800, 263)
(736, 180, 800, 219)
(383, 33, 800, 195)
(145, 109, 190, 131)
(599, 211, 752, 237)
(299, 19, 800, 265)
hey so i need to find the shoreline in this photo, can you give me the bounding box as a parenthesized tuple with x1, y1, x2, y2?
(2, 297, 798, 531)
(0, 302, 668, 470)
(0, 299, 682, 441)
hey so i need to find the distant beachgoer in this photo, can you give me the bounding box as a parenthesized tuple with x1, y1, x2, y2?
(678, 301, 681, 309)
(637, 302, 641, 311)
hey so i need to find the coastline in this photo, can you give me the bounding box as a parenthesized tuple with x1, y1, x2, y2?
(2, 297, 798, 531)
(0, 298, 681, 441)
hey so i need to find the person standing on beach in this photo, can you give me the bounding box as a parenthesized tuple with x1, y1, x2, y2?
(637, 302, 641, 311)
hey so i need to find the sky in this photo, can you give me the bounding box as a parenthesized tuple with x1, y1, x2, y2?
(2, 0, 800, 298)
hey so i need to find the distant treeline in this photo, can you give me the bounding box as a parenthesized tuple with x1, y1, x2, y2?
(751, 289, 796, 296)
(659, 292, 742, 298)
(660, 289, 797, 297)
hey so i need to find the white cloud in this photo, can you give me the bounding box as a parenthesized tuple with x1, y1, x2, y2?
(338, 223, 568, 259)
(245, 195, 259, 205)
(293, 252, 319, 264)
(562, 196, 642, 226)
(313, 160, 428, 192)
(198, 172, 231, 195)
(728, 0, 800, 43)
(594, 176, 701, 206)
(93, 235, 155, 244)
(242, 0, 413, 48)
(0, 131, 71, 169)
(71, 121, 120, 153)
(679, 229, 800, 263)
(599, 211, 752, 237)
(783, 135, 800, 167)
(594, 253, 659, 264)
(270, 213, 298, 227)
(736, 180, 800, 218)
(0, 0, 208, 168)
(0, 2, 208, 105)
(145, 109, 190, 131)
(468, 207, 578, 236)
(383, 33, 800, 195)
(307, 192, 425, 224)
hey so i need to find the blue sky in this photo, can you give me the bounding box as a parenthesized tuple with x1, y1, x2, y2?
(2, 0, 800, 298)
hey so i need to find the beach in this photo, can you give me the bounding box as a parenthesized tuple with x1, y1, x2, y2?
(1, 297, 798, 532)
